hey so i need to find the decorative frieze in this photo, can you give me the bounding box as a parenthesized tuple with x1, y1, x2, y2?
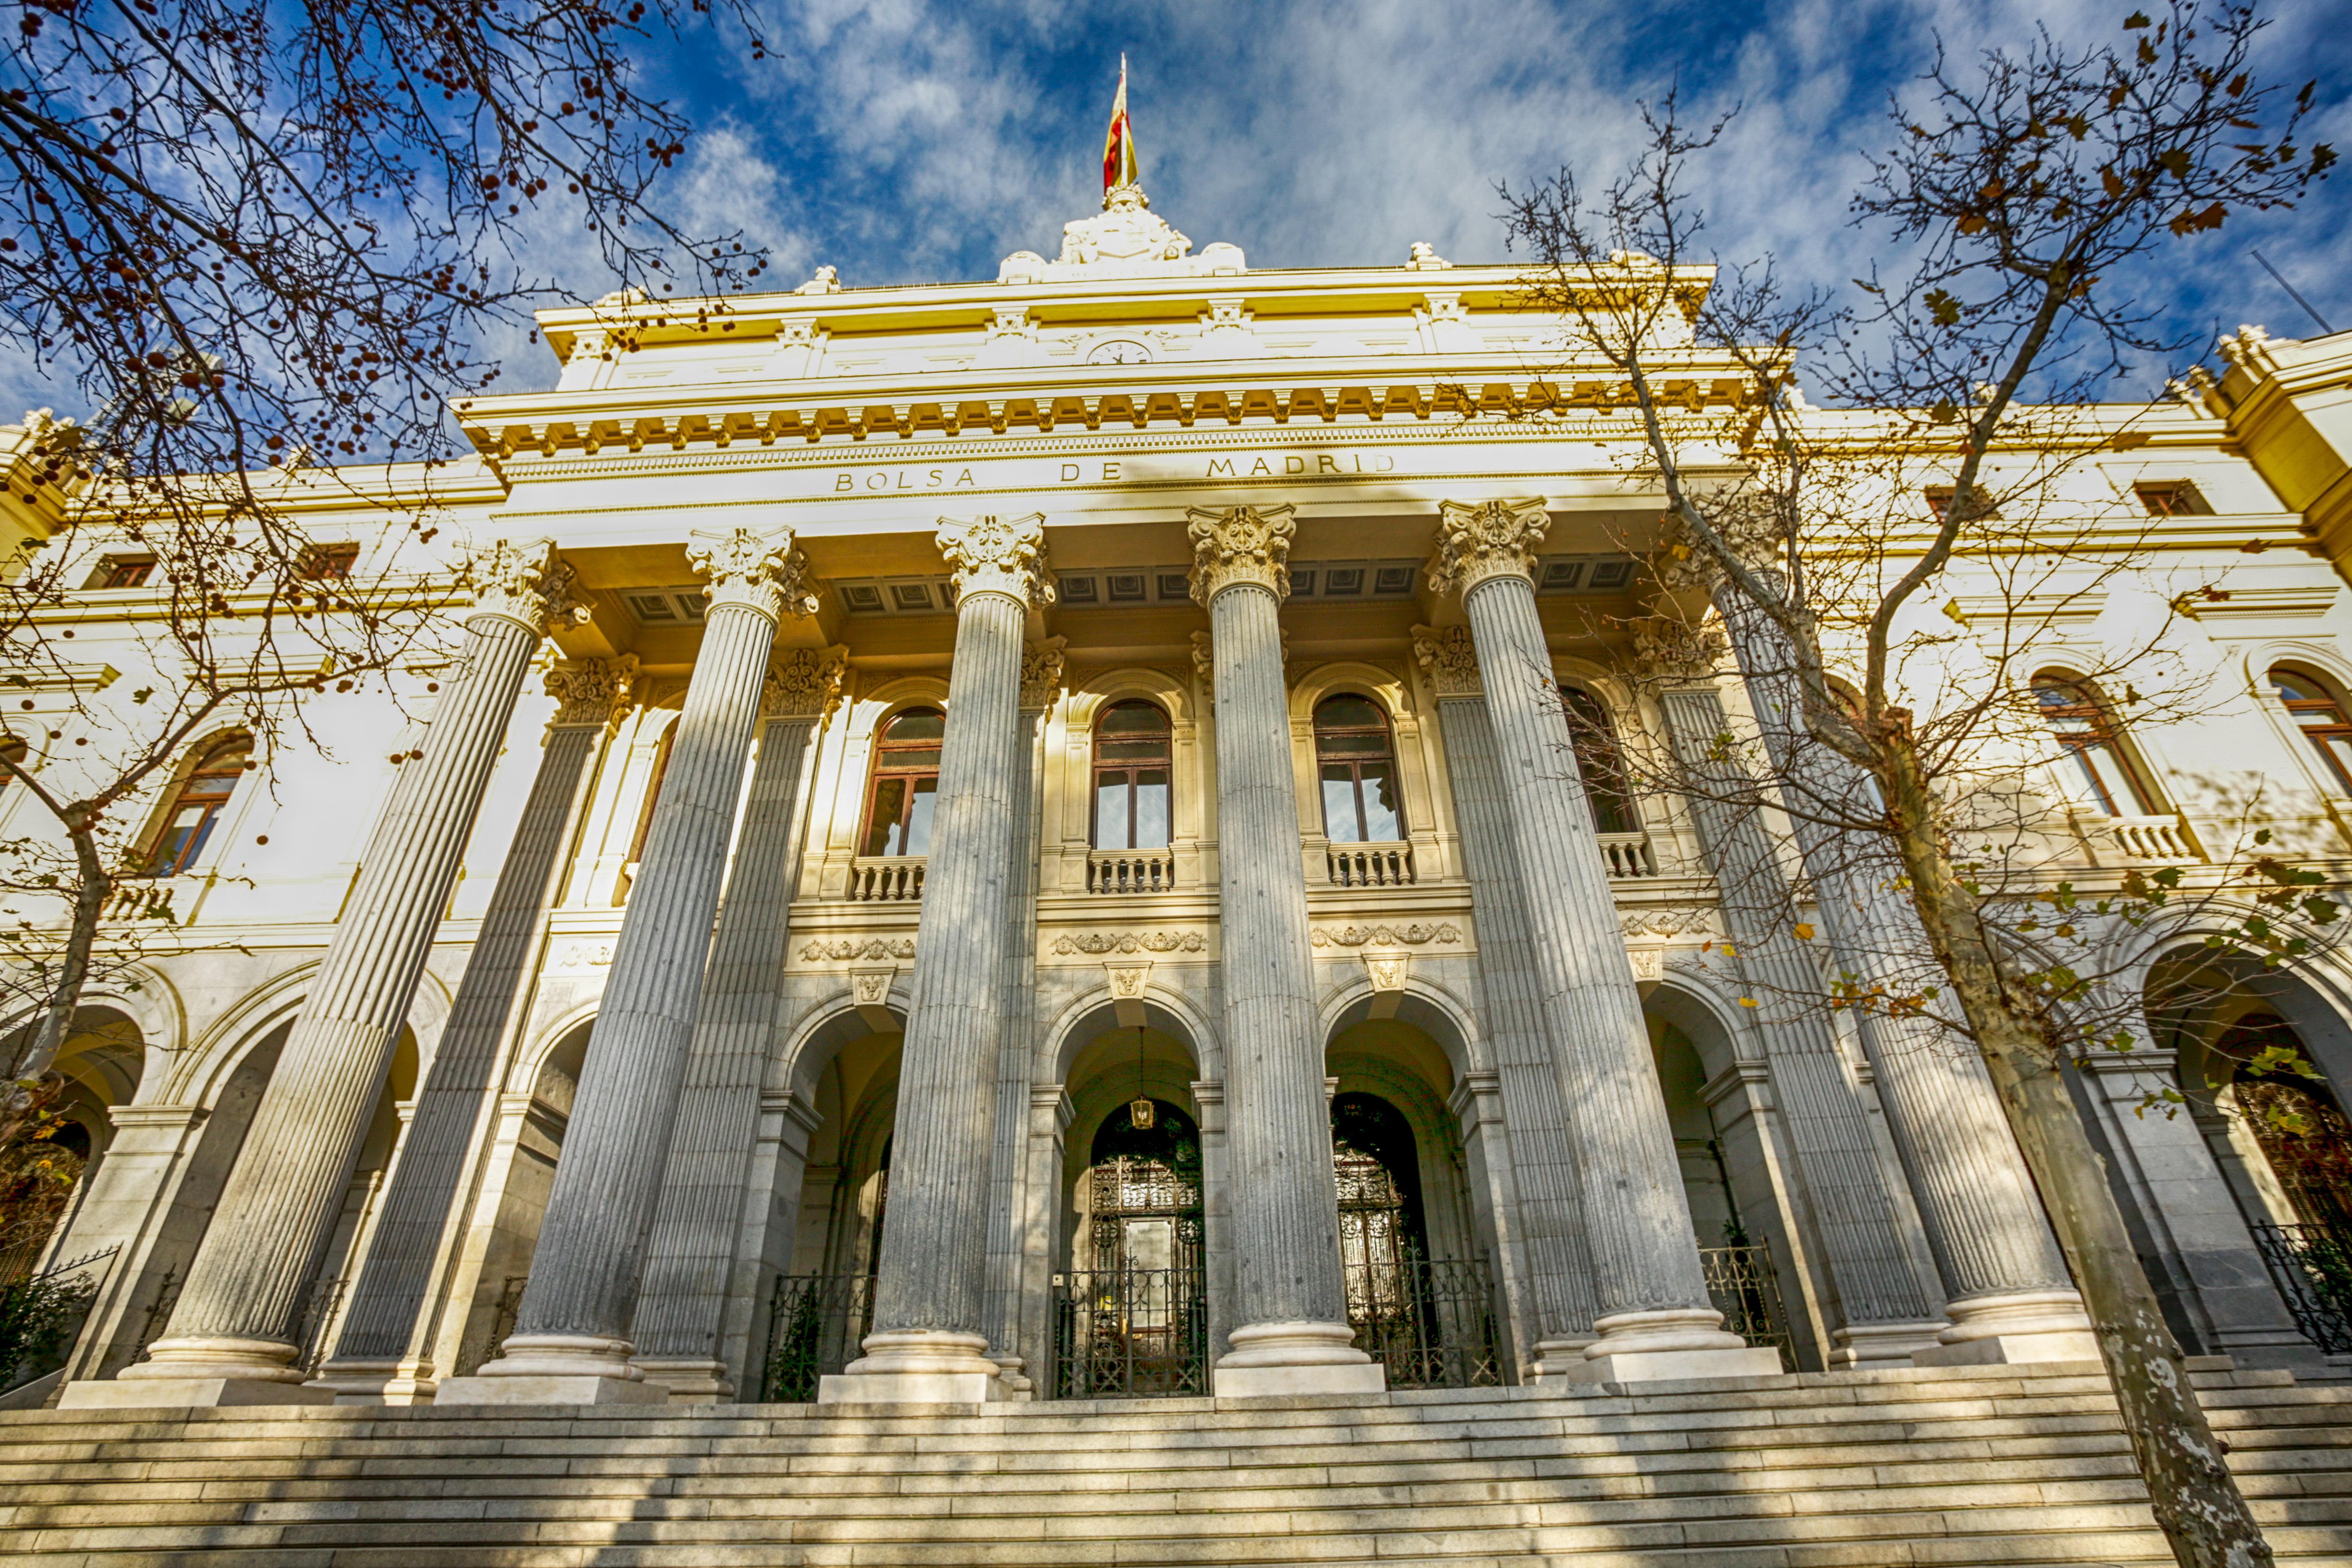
(1049, 930, 1207, 955)
(1186, 504, 1295, 604)
(762, 646, 848, 720)
(1619, 907, 1721, 939)
(1410, 625, 1481, 698)
(800, 936, 917, 963)
(1429, 499, 1550, 597)
(688, 525, 820, 621)
(1311, 922, 1462, 948)
(937, 513, 1053, 608)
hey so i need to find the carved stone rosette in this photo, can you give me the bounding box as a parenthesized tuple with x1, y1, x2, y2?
(1429, 499, 1552, 597)
(937, 513, 1053, 608)
(1020, 637, 1067, 710)
(688, 526, 820, 621)
(1186, 504, 1295, 605)
(467, 540, 591, 636)
(546, 655, 639, 730)
(1410, 625, 1482, 698)
(762, 646, 849, 720)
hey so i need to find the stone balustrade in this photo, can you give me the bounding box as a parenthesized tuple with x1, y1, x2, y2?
(1086, 848, 1177, 895)
(1327, 842, 1415, 887)
(848, 857, 927, 901)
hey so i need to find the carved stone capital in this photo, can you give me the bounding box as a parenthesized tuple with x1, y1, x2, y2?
(1410, 624, 1481, 699)
(545, 655, 639, 730)
(465, 540, 591, 636)
(1021, 637, 1067, 710)
(1186, 504, 1295, 604)
(937, 513, 1053, 608)
(688, 526, 819, 621)
(1628, 615, 1729, 685)
(762, 645, 848, 720)
(1190, 631, 1213, 684)
(1430, 499, 1551, 597)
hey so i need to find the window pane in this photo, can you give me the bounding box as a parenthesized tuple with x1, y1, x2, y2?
(1321, 764, 1363, 843)
(883, 708, 945, 742)
(2054, 746, 2119, 814)
(147, 807, 205, 874)
(2325, 736, 2352, 793)
(881, 745, 941, 769)
(1095, 773, 1130, 849)
(1315, 732, 1390, 757)
(863, 778, 908, 856)
(1315, 695, 1385, 732)
(2273, 670, 2324, 704)
(2083, 743, 2150, 815)
(1098, 701, 1169, 737)
(1133, 771, 1169, 848)
(1358, 761, 1403, 841)
(902, 776, 938, 856)
(1097, 738, 1165, 762)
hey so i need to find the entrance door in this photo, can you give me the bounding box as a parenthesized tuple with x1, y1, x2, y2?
(1055, 1101, 1207, 1396)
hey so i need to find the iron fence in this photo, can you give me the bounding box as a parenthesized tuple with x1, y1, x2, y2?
(1700, 1243, 1794, 1369)
(0, 1245, 118, 1395)
(1345, 1256, 1502, 1389)
(760, 1272, 876, 1402)
(2251, 1220, 2352, 1353)
(1053, 1266, 1208, 1397)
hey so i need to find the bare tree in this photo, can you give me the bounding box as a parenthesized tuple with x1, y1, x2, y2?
(1500, 6, 2335, 1565)
(0, 1, 774, 1142)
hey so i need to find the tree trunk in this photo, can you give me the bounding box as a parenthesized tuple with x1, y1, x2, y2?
(1878, 732, 2272, 1568)
(1, 817, 109, 1147)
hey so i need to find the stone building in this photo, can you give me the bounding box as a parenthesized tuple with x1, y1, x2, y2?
(11, 183, 2352, 1424)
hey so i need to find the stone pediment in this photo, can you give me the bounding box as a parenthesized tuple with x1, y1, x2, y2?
(999, 184, 1243, 285)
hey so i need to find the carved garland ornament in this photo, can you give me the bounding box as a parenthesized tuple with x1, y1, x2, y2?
(467, 539, 593, 635)
(937, 513, 1054, 608)
(1410, 625, 1481, 698)
(1429, 499, 1552, 597)
(1619, 907, 1721, 939)
(1312, 922, 1462, 948)
(1186, 504, 1295, 604)
(546, 654, 639, 728)
(802, 937, 917, 962)
(763, 646, 849, 720)
(1051, 931, 1206, 956)
(688, 525, 821, 621)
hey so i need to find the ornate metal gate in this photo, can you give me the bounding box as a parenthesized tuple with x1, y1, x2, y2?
(1701, 1243, 1795, 1369)
(1053, 1266, 1209, 1396)
(1344, 1255, 1502, 1388)
(759, 1272, 877, 1402)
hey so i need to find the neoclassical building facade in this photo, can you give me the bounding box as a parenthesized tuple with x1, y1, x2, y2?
(14, 189, 2352, 1410)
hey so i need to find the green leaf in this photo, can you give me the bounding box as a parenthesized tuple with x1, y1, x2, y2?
(1925, 287, 1963, 326)
(2124, 10, 2151, 26)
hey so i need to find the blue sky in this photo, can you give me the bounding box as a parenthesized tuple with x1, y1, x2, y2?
(575, 0, 2352, 378)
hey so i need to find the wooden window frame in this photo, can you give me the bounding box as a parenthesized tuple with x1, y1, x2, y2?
(1090, 700, 1172, 851)
(2033, 676, 2157, 817)
(143, 736, 250, 876)
(2270, 665, 2352, 794)
(1313, 694, 1405, 844)
(1559, 684, 1636, 835)
(859, 706, 945, 858)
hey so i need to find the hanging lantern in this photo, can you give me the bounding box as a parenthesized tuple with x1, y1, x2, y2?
(1129, 1094, 1156, 1130)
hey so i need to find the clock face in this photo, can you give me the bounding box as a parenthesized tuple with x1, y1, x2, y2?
(1086, 338, 1151, 365)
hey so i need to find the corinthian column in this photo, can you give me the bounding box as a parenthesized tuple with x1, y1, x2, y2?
(630, 646, 845, 1400)
(70, 542, 585, 1410)
(1432, 500, 1778, 1385)
(821, 514, 1050, 1404)
(1411, 626, 1598, 1374)
(1191, 504, 1382, 1399)
(1712, 587, 2093, 1365)
(440, 526, 817, 1405)
(321, 656, 635, 1402)
(1649, 654, 1944, 1365)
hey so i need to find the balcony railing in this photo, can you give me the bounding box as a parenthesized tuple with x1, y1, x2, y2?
(1328, 841, 1415, 887)
(2095, 813, 2202, 864)
(847, 857, 925, 902)
(1597, 832, 1659, 879)
(1087, 848, 1176, 896)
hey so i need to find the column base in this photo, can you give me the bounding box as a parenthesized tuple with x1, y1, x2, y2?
(1827, 1321, 1951, 1369)
(1913, 1288, 2101, 1367)
(306, 1357, 440, 1406)
(818, 1329, 1009, 1405)
(1211, 1321, 1387, 1399)
(65, 1335, 332, 1408)
(1527, 1337, 1597, 1383)
(1554, 1345, 1787, 1386)
(630, 1357, 734, 1403)
(434, 1333, 669, 1406)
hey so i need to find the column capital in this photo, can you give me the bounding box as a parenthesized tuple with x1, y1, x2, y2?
(688, 525, 820, 621)
(465, 539, 592, 636)
(762, 645, 848, 720)
(1430, 498, 1551, 597)
(1411, 624, 1482, 698)
(1021, 637, 1067, 710)
(936, 513, 1053, 609)
(545, 655, 639, 731)
(1186, 504, 1294, 605)
(1628, 614, 1728, 686)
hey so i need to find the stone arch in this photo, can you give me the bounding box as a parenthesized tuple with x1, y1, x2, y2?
(1316, 971, 1485, 1078)
(760, 984, 911, 1289)
(1043, 982, 1220, 1086)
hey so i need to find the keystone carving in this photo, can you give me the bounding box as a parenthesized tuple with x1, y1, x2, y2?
(1051, 931, 1207, 956)
(1410, 625, 1481, 698)
(763, 646, 849, 720)
(1429, 499, 1552, 597)
(466, 539, 592, 635)
(688, 526, 820, 621)
(546, 655, 639, 729)
(937, 513, 1054, 608)
(1186, 504, 1295, 604)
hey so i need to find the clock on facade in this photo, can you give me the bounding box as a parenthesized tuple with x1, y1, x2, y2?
(1085, 338, 1152, 365)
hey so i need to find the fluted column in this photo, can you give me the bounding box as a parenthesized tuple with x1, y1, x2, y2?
(440, 526, 818, 1405)
(1411, 627, 1598, 1371)
(76, 542, 583, 1409)
(1653, 668, 1944, 1364)
(1713, 587, 2091, 1363)
(1191, 505, 1382, 1398)
(630, 646, 845, 1399)
(823, 514, 1049, 1403)
(320, 656, 634, 1401)
(1433, 500, 1777, 1384)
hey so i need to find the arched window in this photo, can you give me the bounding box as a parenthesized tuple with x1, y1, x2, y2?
(859, 706, 943, 857)
(1092, 700, 1171, 850)
(1560, 685, 1636, 834)
(1314, 694, 1404, 844)
(144, 735, 250, 876)
(2270, 665, 2352, 794)
(2033, 674, 2156, 816)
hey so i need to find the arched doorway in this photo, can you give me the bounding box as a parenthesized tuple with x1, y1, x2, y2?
(1056, 1095, 1206, 1396)
(2217, 1012, 2352, 1233)
(451, 1019, 587, 1375)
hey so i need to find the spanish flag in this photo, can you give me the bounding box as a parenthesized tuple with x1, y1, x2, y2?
(1102, 56, 1139, 193)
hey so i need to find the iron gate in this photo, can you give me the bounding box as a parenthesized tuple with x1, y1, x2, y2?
(1345, 1255, 1503, 1388)
(2252, 1219, 2352, 1353)
(760, 1272, 877, 1402)
(1053, 1266, 1207, 1396)
(1701, 1243, 1795, 1369)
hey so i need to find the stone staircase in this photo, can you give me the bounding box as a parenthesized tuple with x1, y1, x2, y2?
(1, 1361, 2349, 1566)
